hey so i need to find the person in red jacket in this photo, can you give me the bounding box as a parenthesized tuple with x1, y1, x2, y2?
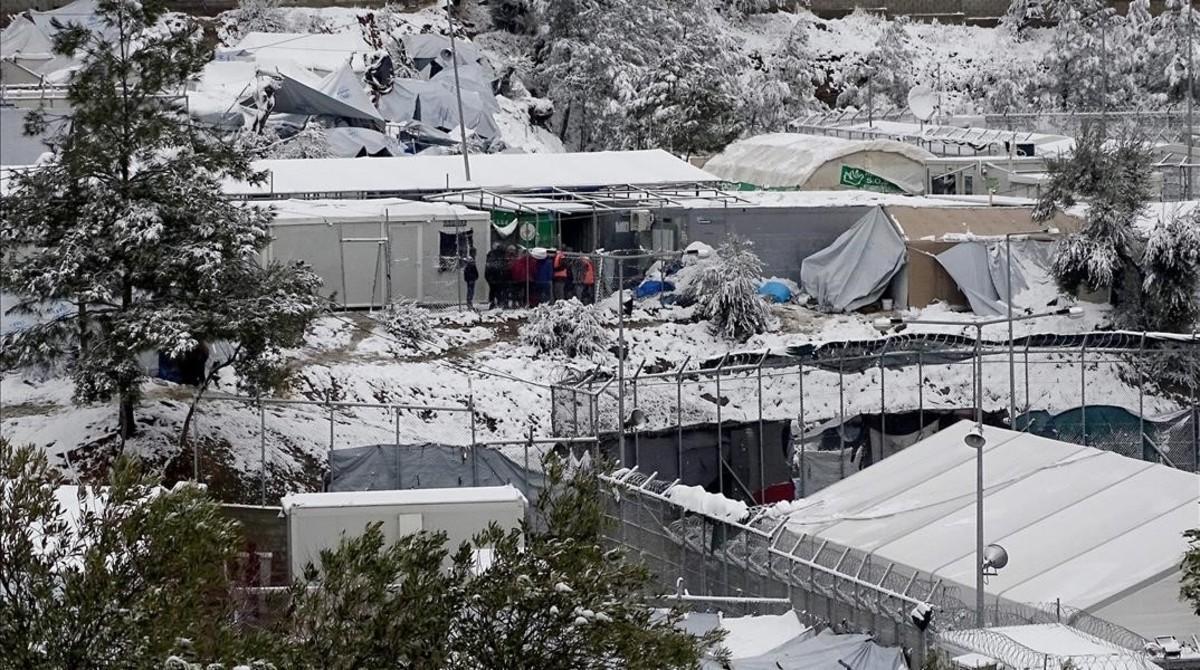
(552, 248, 570, 303)
(509, 247, 534, 307)
(574, 254, 595, 304)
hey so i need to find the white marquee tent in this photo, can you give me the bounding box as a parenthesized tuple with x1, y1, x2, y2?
(704, 133, 935, 194)
(226, 150, 720, 197)
(783, 421, 1199, 639)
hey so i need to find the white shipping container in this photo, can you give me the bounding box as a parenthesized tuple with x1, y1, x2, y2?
(281, 485, 527, 579)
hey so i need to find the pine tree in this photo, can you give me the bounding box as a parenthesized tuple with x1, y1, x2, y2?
(1000, 0, 1045, 39)
(1036, 129, 1200, 332)
(448, 457, 724, 669)
(742, 19, 820, 134)
(1142, 210, 1200, 332)
(697, 237, 773, 342)
(280, 524, 467, 670)
(836, 16, 914, 111)
(0, 0, 323, 442)
(1183, 528, 1200, 616)
(623, 0, 744, 156)
(0, 439, 249, 667)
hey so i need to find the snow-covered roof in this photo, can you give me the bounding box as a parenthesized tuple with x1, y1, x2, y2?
(783, 421, 1199, 639)
(720, 190, 976, 209)
(226, 150, 720, 197)
(267, 197, 487, 223)
(704, 133, 935, 190)
(225, 31, 374, 73)
(281, 485, 526, 513)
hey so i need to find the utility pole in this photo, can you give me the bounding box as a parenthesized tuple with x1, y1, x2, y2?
(446, 0, 472, 182)
(1187, 0, 1195, 199)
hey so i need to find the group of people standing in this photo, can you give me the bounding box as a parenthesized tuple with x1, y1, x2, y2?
(467, 243, 596, 309)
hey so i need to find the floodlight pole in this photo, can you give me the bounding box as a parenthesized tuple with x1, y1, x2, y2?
(875, 307, 1081, 630)
(446, 0, 471, 181)
(617, 256, 626, 464)
(1188, 1, 1195, 200)
(973, 321, 984, 630)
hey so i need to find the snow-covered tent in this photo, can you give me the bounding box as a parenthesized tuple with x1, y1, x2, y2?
(400, 33, 491, 80)
(325, 126, 403, 157)
(377, 76, 499, 140)
(262, 198, 490, 307)
(783, 420, 1200, 639)
(268, 61, 384, 125)
(0, 0, 110, 85)
(228, 149, 721, 198)
(888, 206, 1083, 311)
(681, 615, 907, 670)
(222, 32, 374, 75)
(800, 207, 905, 312)
(704, 133, 935, 194)
(800, 206, 1083, 313)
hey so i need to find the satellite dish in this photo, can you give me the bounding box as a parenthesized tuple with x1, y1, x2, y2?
(907, 84, 937, 122)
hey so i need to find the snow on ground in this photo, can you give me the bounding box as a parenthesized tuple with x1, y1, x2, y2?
(2, 284, 1182, 504)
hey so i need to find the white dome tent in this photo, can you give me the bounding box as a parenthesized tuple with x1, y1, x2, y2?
(705, 133, 935, 194)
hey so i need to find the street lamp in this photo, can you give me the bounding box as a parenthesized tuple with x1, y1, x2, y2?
(873, 305, 1080, 628)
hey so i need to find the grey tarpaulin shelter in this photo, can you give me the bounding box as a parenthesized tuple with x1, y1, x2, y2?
(800, 207, 905, 312)
(720, 631, 908, 670)
(936, 240, 1057, 317)
(268, 62, 384, 125)
(328, 443, 545, 505)
(597, 419, 794, 504)
(326, 126, 403, 157)
(377, 77, 499, 140)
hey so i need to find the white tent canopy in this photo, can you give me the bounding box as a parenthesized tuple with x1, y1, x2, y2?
(226, 149, 720, 197)
(783, 421, 1200, 639)
(705, 133, 934, 194)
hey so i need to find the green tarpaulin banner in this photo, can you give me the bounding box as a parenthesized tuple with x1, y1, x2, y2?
(839, 165, 905, 194)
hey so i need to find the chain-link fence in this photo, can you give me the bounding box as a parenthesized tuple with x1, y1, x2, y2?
(600, 468, 1153, 666)
(553, 332, 1200, 499)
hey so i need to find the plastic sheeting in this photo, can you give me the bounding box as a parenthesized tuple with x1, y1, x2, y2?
(270, 62, 384, 123)
(327, 444, 545, 506)
(708, 630, 908, 670)
(936, 240, 1057, 316)
(800, 207, 906, 312)
(326, 127, 402, 157)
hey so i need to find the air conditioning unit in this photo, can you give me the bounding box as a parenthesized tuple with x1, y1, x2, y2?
(629, 209, 653, 232)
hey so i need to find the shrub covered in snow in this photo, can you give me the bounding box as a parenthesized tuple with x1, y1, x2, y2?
(1038, 129, 1200, 332)
(519, 299, 612, 357)
(378, 299, 437, 350)
(695, 237, 774, 342)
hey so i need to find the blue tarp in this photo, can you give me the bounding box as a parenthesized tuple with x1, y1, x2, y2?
(758, 280, 793, 303)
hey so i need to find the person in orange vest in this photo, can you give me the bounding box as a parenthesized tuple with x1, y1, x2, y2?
(552, 247, 570, 302)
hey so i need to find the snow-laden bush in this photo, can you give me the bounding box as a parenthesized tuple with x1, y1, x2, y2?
(695, 237, 774, 342)
(378, 299, 437, 350)
(1141, 212, 1200, 332)
(519, 299, 611, 357)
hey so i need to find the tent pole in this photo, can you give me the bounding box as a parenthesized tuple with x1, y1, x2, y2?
(446, 0, 471, 181)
